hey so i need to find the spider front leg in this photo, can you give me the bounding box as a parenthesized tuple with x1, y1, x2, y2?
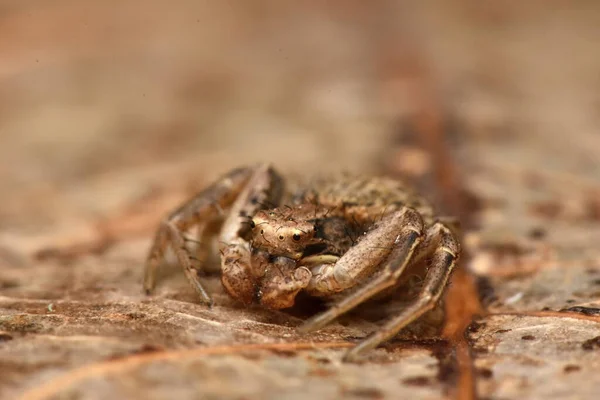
(143, 164, 281, 306)
(343, 221, 459, 361)
(298, 207, 425, 331)
(218, 166, 285, 305)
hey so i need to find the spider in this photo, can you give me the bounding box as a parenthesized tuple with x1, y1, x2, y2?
(143, 164, 460, 361)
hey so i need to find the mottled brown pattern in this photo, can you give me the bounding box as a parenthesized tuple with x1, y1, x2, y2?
(297, 173, 436, 225)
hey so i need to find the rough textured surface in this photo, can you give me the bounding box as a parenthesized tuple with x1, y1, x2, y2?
(2, 2, 600, 399)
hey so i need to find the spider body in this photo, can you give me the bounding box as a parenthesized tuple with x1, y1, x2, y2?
(143, 164, 460, 361)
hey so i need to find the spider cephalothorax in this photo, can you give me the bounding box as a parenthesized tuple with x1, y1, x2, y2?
(143, 164, 460, 361)
(249, 205, 323, 260)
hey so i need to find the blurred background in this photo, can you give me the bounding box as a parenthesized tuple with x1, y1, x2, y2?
(2, 0, 599, 241)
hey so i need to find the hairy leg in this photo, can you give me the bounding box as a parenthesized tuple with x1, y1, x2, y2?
(218, 165, 285, 305)
(143, 165, 265, 305)
(344, 221, 459, 361)
(299, 207, 424, 332)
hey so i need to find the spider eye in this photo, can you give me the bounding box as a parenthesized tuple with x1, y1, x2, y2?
(292, 233, 301, 242)
(249, 219, 255, 229)
(278, 235, 284, 241)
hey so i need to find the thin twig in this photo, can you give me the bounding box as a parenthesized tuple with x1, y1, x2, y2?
(491, 310, 600, 324)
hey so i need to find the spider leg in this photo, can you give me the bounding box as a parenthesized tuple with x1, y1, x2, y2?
(143, 225, 169, 296)
(298, 207, 424, 332)
(143, 165, 272, 305)
(219, 165, 285, 305)
(159, 220, 214, 304)
(343, 221, 459, 361)
(192, 218, 221, 273)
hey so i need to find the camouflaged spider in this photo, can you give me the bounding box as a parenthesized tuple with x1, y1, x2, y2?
(143, 164, 460, 361)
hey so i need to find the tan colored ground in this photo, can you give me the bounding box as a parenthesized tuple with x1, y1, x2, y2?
(1, 2, 600, 399)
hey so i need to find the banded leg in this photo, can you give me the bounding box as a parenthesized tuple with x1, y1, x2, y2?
(343, 221, 460, 361)
(143, 165, 268, 305)
(298, 207, 424, 332)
